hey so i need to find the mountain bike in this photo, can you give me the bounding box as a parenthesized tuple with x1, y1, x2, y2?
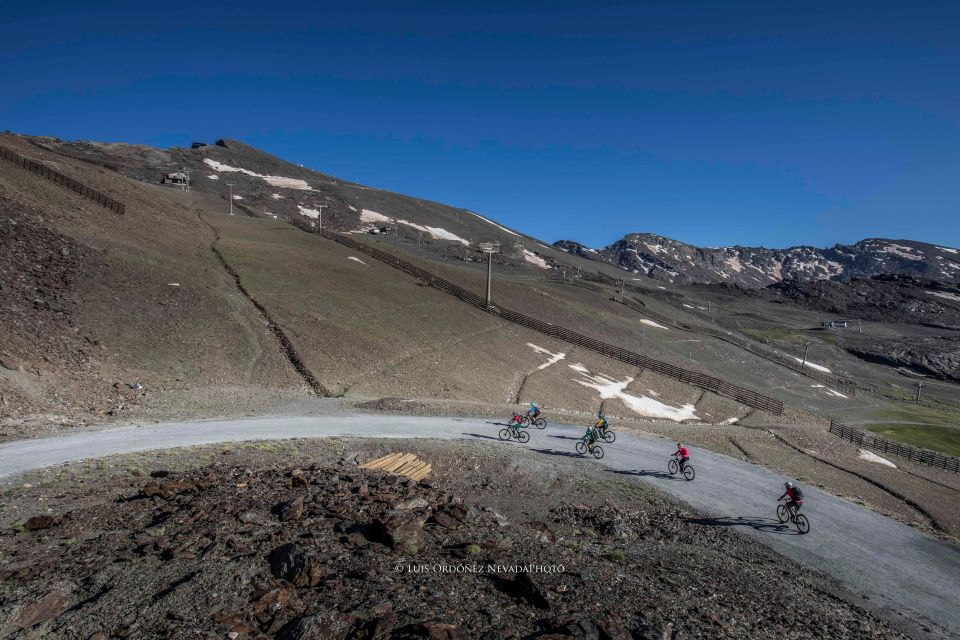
(597, 426, 615, 443)
(499, 425, 530, 444)
(575, 437, 604, 459)
(667, 455, 695, 480)
(777, 501, 810, 534)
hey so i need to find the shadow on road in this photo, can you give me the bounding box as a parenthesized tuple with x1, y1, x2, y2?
(548, 434, 582, 441)
(485, 421, 512, 427)
(463, 432, 503, 442)
(686, 516, 799, 535)
(609, 468, 681, 481)
(531, 448, 583, 459)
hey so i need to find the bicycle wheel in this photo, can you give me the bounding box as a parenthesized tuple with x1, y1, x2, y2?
(499, 429, 511, 441)
(776, 504, 789, 523)
(533, 417, 546, 429)
(794, 514, 810, 534)
(517, 430, 530, 444)
(682, 465, 695, 481)
(601, 430, 616, 443)
(576, 441, 587, 455)
(667, 459, 679, 475)
(520, 415, 530, 427)
(592, 445, 604, 459)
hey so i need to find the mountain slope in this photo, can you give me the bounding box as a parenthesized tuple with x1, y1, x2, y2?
(556, 233, 960, 287)
(24, 136, 563, 272)
(29, 135, 960, 288)
(1, 133, 761, 432)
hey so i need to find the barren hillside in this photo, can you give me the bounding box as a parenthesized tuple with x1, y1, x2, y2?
(3, 133, 958, 459)
(1, 134, 762, 433)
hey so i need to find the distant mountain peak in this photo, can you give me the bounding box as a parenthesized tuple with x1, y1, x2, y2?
(553, 234, 960, 286)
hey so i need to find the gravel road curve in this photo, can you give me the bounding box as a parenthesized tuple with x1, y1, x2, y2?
(1, 414, 957, 639)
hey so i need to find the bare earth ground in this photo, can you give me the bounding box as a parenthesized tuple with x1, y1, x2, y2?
(0, 439, 914, 640)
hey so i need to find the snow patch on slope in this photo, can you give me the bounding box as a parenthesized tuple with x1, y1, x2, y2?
(522, 249, 551, 269)
(640, 319, 668, 330)
(361, 209, 393, 224)
(858, 449, 897, 468)
(881, 244, 924, 261)
(297, 205, 320, 219)
(395, 219, 470, 245)
(527, 343, 565, 370)
(352, 208, 469, 244)
(568, 363, 699, 421)
(928, 291, 960, 303)
(203, 158, 314, 190)
(469, 211, 519, 236)
(792, 357, 832, 373)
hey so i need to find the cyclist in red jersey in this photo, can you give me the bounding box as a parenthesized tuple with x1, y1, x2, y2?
(779, 481, 804, 512)
(672, 443, 690, 472)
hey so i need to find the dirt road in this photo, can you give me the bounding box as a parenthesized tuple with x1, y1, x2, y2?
(1, 414, 957, 639)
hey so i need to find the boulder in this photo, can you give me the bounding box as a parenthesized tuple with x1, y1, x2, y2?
(496, 573, 550, 609)
(417, 620, 465, 639)
(369, 511, 425, 552)
(279, 496, 305, 522)
(277, 611, 357, 640)
(24, 515, 61, 531)
(268, 543, 320, 587)
(0, 354, 21, 371)
(2, 589, 70, 634)
(394, 497, 430, 511)
(428, 503, 468, 529)
(252, 587, 294, 616)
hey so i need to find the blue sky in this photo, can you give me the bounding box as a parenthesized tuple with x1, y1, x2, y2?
(2, 1, 958, 249)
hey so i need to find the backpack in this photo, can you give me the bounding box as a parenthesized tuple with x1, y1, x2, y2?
(793, 486, 804, 500)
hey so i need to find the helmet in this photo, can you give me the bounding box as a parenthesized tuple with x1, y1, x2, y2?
(785, 481, 793, 488)
(598, 412, 605, 419)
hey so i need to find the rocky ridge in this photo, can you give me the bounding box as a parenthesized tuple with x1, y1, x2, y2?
(555, 235, 960, 287)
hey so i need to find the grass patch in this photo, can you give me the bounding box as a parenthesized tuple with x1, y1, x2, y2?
(873, 404, 958, 426)
(865, 423, 960, 457)
(740, 328, 800, 344)
(815, 333, 840, 346)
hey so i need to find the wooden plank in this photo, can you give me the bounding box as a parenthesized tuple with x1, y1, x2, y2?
(359, 452, 432, 480)
(386, 454, 418, 472)
(401, 462, 429, 478)
(392, 458, 425, 475)
(379, 454, 417, 474)
(365, 453, 405, 470)
(409, 464, 432, 481)
(361, 453, 404, 470)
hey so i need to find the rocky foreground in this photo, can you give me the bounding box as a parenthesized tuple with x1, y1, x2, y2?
(0, 447, 908, 640)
